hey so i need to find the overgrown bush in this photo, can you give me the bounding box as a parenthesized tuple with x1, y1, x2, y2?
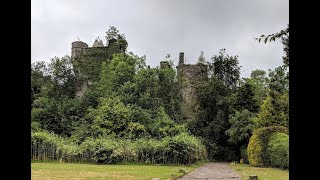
(240, 146, 249, 164)
(80, 137, 118, 164)
(247, 126, 288, 167)
(267, 132, 289, 169)
(32, 131, 207, 165)
(31, 131, 83, 163)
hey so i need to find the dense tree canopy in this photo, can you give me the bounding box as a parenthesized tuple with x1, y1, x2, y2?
(31, 26, 289, 164)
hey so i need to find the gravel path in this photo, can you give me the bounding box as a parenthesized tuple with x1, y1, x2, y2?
(177, 162, 240, 180)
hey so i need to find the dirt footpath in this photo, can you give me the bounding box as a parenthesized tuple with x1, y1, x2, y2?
(177, 162, 240, 180)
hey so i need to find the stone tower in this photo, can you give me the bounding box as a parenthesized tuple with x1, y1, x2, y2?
(71, 41, 88, 59)
(92, 37, 104, 47)
(176, 52, 208, 121)
(71, 36, 125, 97)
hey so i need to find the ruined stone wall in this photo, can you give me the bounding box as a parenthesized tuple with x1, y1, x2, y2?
(71, 39, 124, 97)
(71, 41, 88, 59)
(176, 53, 208, 121)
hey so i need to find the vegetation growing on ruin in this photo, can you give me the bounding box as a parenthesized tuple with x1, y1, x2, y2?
(31, 26, 289, 168)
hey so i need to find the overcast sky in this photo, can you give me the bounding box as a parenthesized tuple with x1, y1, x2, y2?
(31, 0, 288, 77)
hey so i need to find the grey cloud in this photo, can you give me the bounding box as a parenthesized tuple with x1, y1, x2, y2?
(32, 0, 288, 77)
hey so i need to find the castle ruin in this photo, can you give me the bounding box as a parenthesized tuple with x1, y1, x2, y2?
(71, 36, 125, 96)
(176, 52, 208, 121)
(71, 37, 208, 121)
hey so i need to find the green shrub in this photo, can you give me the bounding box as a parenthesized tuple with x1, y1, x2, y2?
(164, 133, 207, 164)
(247, 126, 288, 167)
(247, 134, 264, 166)
(32, 131, 207, 165)
(240, 146, 249, 164)
(267, 133, 289, 169)
(134, 133, 207, 164)
(31, 131, 82, 162)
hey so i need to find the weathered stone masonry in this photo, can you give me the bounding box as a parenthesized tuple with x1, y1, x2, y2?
(176, 52, 208, 121)
(71, 37, 124, 96)
(71, 37, 208, 121)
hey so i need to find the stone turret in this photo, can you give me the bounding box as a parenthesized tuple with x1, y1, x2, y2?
(176, 52, 208, 121)
(71, 41, 88, 59)
(92, 37, 104, 47)
(179, 52, 184, 65)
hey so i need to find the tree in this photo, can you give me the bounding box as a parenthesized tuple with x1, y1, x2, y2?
(253, 25, 289, 129)
(31, 61, 51, 103)
(105, 26, 126, 41)
(106, 53, 137, 92)
(133, 67, 161, 111)
(158, 60, 182, 122)
(268, 66, 289, 94)
(105, 26, 128, 53)
(233, 82, 259, 113)
(244, 69, 269, 106)
(90, 96, 134, 138)
(191, 78, 237, 161)
(253, 94, 288, 128)
(209, 49, 241, 89)
(32, 97, 85, 137)
(95, 62, 113, 98)
(226, 109, 255, 144)
(48, 56, 77, 98)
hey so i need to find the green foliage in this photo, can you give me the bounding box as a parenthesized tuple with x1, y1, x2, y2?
(247, 126, 288, 167)
(105, 26, 126, 41)
(32, 131, 207, 165)
(252, 65, 288, 129)
(253, 94, 288, 128)
(132, 67, 161, 111)
(267, 133, 289, 169)
(150, 107, 186, 138)
(105, 26, 127, 53)
(74, 48, 110, 82)
(244, 69, 269, 106)
(31, 26, 289, 165)
(268, 66, 289, 94)
(240, 146, 249, 164)
(90, 96, 134, 138)
(31, 121, 42, 132)
(32, 97, 86, 137)
(158, 63, 183, 122)
(48, 56, 77, 98)
(255, 25, 289, 44)
(226, 109, 255, 144)
(108, 54, 136, 88)
(96, 62, 112, 97)
(31, 61, 51, 103)
(247, 134, 264, 166)
(233, 82, 259, 113)
(208, 49, 241, 89)
(192, 78, 236, 161)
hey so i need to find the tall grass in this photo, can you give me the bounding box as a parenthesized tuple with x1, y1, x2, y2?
(31, 131, 207, 165)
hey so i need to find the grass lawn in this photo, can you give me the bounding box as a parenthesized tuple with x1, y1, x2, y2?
(31, 162, 202, 180)
(229, 163, 288, 180)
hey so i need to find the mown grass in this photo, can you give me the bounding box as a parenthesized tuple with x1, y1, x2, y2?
(31, 162, 202, 180)
(230, 163, 288, 180)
